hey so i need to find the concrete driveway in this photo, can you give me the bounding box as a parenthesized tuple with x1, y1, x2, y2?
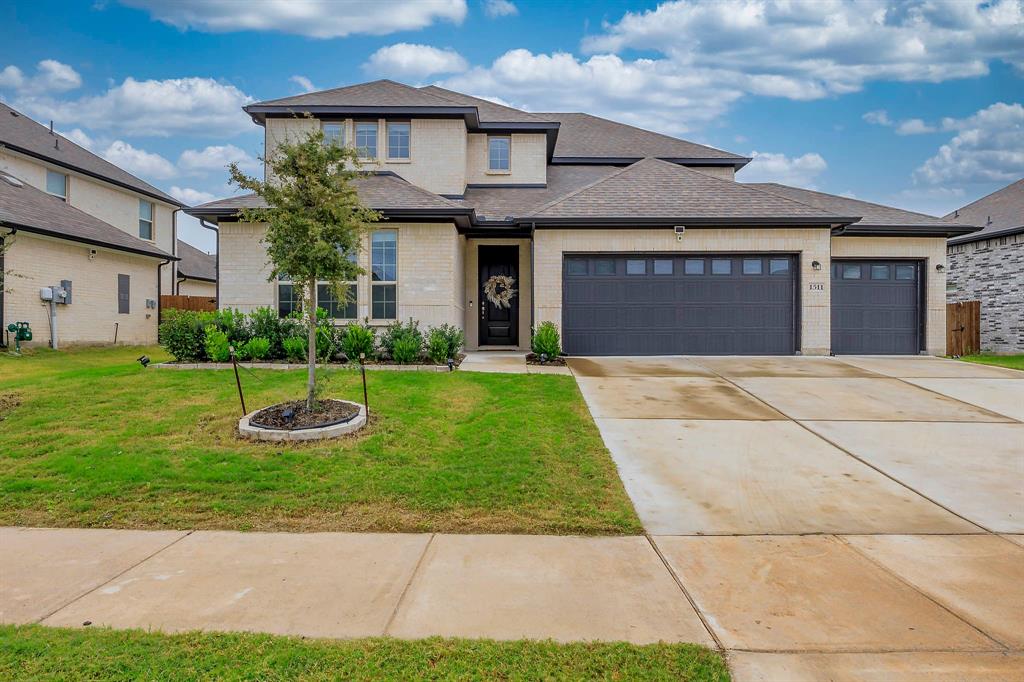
(569, 355, 1024, 679)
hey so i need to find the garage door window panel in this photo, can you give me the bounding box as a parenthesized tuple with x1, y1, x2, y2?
(871, 265, 890, 280)
(769, 258, 790, 275)
(896, 264, 916, 280)
(565, 259, 587, 276)
(742, 258, 763, 275)
(711, 259, 732, 275)
(594, 259, 615, 275)
(685, 259, 705, 275)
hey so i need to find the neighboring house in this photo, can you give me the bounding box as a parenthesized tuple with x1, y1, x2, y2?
(175, 239, 217, 298)
(0, 103, 183, 347)
(187, 79, 977, 356)
(945, 179, 1024, 353)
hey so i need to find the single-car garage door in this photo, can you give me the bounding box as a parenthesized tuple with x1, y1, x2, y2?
(562, 254, 797, 355)
(831, 260, 922, 355)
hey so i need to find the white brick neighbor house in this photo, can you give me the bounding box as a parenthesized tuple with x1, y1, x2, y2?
(187, 80, 979, 356)
(0, 103, 184, 347)
(946, 179, 1024, 353)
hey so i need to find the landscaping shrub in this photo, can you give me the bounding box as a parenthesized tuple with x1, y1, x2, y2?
(247, 307, 285, 358)
(379, 319, 424, 361)
(204, 328, 232, 362)
(240, 337, 271, 361)
(340, 322, 376, 361)
(392, 336, 422, 364)
(282, 336, 307, 362)
(314, 308, 340, 362)
(426, 324, 464, 364)
(207, 308, 251, 345)
(531, 321, 561, 358)
(158, 309, 208, 361)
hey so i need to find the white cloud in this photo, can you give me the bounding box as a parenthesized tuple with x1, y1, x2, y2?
(863, 110, 893, 127)
(896, 118, 937, 135)
(483, 0, 518, 18)
(583, 0, 1024, 99)
(0, 60, 81, 94)
(892, 186, 967, 216)
(364, 44, 469, 79)
(101, 140, 177, 180)
(738, 150, 828, 187)
(170, 186, 217, 205)
(914, 102, 1024, 185)
(290, 75, 316, 93)
(120, 0, 467, 38)
(13, 76, 253, 137)
(59, 128, 94, 150)
(178, 144, 260, 175)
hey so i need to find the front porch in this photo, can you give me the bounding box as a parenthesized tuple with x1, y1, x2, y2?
(463, 237, 533, 352)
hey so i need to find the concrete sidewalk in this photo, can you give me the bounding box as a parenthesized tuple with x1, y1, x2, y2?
(3, 527, 1022, 680)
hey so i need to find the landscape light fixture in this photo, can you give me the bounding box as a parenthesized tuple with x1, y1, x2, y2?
(447, 357, 455, 372)
(137, 355, 150, 368)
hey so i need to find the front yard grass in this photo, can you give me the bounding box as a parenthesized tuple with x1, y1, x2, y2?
(958, 354, 1024, 371)
(0, 346, 640, 534)
(0, 625, 730, 681)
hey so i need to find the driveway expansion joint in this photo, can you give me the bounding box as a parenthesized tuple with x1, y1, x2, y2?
(383, 532, 435, 637)
(644, 533, 724, 651)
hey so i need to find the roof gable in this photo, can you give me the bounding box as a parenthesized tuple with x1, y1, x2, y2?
(0, 103, 182, 207)
(252, 79, 457, 108)
(945, 178, 1023, 244)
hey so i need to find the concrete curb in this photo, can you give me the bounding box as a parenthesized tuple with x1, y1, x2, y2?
(152, 362, 453, 373)
(238, 400, 367, 442)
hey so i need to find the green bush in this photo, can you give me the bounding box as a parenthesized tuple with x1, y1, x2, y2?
(207, 308, 251, 345)
(282, 335, 307, 362)
(531, 321, 561, 358)
(426, 324, 464, 364)
(204, 328, 232, 362)
(247, 307, 285, 358)
(340, 322, 376, 361)
(158, 309, 208, 361)
(392, 335, 422, 364)
(379, 319, 423, 361)
(314, 308, 340, 361)
(240, 336, 271, 361)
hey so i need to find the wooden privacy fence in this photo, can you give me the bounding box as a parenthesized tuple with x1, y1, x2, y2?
(946, 300, 980, 356)
(160, 295, 216, 318)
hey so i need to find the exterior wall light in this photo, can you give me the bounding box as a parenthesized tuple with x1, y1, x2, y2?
(935, 264, 945, 272)
(812, 260, 822, 271)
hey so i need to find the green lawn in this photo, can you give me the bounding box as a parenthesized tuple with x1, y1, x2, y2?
(0, 625, 729, 681)
(958, 354, 1024, 371)
(0, 346, 640, 534)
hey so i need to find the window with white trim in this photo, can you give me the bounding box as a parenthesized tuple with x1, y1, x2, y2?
(323, 122, 345, 147)
(46, 170, 67, 200)
(138, 199, 154, 240)
(387, 121, 410, 159)
(488, 136, 510, 171)
(355, 121, 378, 159)
(371, 230, 397, 320)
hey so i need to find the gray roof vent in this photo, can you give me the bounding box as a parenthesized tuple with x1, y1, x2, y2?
(0, 172, 25, 187)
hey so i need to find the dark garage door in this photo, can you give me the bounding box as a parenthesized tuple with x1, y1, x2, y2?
(562, 254, 797, 355)
(831, 260, 921, 355)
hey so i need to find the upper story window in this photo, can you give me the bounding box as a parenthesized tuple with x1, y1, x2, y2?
(138, 199, 154, 240)
(46, 170, 67, 200)
(323, 122, 345, 147)
(488, 136, 510, 172)
(387, 121, 410, 160)
(355, 122, 378, 159)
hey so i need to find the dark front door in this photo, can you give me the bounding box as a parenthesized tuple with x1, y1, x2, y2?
(831, 260, 922, 354)
(478, 245, 519, 346)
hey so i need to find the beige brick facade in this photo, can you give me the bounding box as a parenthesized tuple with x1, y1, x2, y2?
(466, 133, 547, 186)
(831, 236, 947, 355)
(463, 237, 533, 351)
(176, 278, 216, 297)
(532, 227, 833, 355)
(3, 232, 160, 346)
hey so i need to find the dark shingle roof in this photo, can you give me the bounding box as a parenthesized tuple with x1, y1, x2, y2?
(749, 183, 959, 228)
(186, 172, 465, 219)
(253, 79, 458, 109)
(0, 103, 182, 206)
(460, 165, 620, 220)
(176, 239, 216, 281)
(946, 178, 1024, 244)
(0, 171, 173, 259)
(537, 112, 747, 163)
(418, 85, 552, 124)
(526, 158, 848, 223)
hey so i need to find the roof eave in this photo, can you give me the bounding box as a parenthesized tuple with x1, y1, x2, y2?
(185, 205, 475, 229)
(550, 156, 750, 168)
(947, 224, 1023, 245)
(836, 224, 982, 238)
(522, 216, 856, 227)
(1, 220, 177, 260)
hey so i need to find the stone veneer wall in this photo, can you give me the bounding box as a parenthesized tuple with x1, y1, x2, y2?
(947, 233, 1024, 353)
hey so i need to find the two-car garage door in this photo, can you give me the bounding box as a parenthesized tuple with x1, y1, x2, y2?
(562, 254, 797, 355)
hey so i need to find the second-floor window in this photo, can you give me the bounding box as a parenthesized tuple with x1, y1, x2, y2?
(46, 170, 67, 200)
(138, 200, 154, 240)
(387, 122, 410, 160)
(355, 122, 378, 159)
(323, 122, 345, 147)
(488, 136, 510, 172)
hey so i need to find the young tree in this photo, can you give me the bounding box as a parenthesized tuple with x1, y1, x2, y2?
(229, 126, 381, 410)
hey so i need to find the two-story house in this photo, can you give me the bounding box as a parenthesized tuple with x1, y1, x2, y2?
(187, 80, 977, 356)
(0, 103, 183, 347)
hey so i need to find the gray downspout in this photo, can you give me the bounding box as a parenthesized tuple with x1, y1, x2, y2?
(172, 208, 179, 294)
(156, 257, 171, 337)
(200, 219, 220, 309)
(530, 222, 536, 339)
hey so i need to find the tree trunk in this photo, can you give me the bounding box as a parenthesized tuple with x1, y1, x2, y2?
(306, 277, 317, 411)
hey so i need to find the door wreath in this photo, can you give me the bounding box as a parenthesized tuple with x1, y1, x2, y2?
(484, 275, 517, 309)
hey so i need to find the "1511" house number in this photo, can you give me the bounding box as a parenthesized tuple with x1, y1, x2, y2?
(809, 283, 825, 291)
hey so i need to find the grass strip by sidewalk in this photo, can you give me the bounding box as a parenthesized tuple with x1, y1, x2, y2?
(958, 354, 1024, 371)
(0, 346, 640, 535)
(0, 625, 730, 681)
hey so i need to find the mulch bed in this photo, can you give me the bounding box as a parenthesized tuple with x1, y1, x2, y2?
(526, 353, 568, 367)
(249, 399, 360, 431)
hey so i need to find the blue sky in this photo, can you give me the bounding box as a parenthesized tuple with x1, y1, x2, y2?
(2, 0, 1021, 251)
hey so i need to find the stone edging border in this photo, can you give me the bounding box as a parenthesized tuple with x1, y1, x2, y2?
(238, 400, 367, 442)
(152, 362, 453, 373)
